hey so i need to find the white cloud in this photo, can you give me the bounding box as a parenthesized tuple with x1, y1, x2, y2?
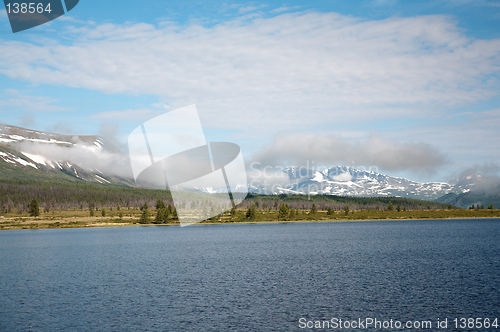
(251, 133, 447, 173)
(0, 12, 498, 134)
(91, 108, 164, 121)
(0, 89, 69, 112)
(382, 108, 500, 169)
(235, 4, 268, 14)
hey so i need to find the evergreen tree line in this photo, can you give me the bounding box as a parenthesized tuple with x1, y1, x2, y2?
(238, 194, 453, 212)
(138, 200, 179, 224)
(0, 180, 175, 214)
(0, 180, 455, 216)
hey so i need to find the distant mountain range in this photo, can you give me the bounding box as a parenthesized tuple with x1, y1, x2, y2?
(261, 166, 468, 200)
(0, 123, 498, 208)
(253, 166, 498, 208)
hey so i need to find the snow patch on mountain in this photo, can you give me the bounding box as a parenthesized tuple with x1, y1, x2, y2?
(0, 151, 37, 169)
(251, 166, 470, 200)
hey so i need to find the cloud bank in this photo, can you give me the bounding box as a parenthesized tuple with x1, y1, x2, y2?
(251, 133, 446, 173)
(0, 12, 499, 132)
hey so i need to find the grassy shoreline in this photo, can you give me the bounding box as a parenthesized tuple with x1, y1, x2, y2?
(1, 208, 499, 230)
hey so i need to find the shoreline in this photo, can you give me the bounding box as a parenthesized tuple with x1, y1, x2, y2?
(1, 214, 500, 231)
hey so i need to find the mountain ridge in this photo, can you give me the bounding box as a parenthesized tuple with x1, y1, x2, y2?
(252, 165, 470, 200)
(0, 123, 133, 186)
(0, 123, 496, 208)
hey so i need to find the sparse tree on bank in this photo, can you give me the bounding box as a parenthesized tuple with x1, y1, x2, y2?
(246, 204, 257, 220)
(278, 203, 290, 220)
(139, 202, 150, 224)
(28, 199, 39, 217)
(309, 203, 317, 215)
(155, 199, 166, 210)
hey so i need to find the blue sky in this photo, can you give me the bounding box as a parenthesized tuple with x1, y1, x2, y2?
(0, 0, 499, 182)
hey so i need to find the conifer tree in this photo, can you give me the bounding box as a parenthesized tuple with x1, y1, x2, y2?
(139, 202, 150, 224)
(246, 204, 257, 219)
(327, 206, 334, 215)
(309, 203, 317, 215)
(278, 203, 290, 220)
(155, 199, 166, 210)
(28, 199, 39, 217)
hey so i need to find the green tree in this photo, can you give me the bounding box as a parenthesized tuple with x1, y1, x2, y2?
(396, 204, 401, 212)
(278, 203, 290, 220)
(139, 202, 150, 224)
(101, 208, 106, 217)
(309, 203, 317, 215)
(246, 204, 257, 219)
(344, 205, 350, 216)
(488, 204, 494, 209)
(155, 208, 169, 223)
(327, 206, 334, 215)
(155, 199, 166, 210)
(289, 208, 296, 219)
(28, 198, 40, 217)
(388, 202, 394, 211)
(230, 206, 236, 216)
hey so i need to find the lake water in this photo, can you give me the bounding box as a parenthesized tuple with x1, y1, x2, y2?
(0, 219, 499, 331)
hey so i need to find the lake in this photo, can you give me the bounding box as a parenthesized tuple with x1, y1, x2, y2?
(1, 219, 499, 331)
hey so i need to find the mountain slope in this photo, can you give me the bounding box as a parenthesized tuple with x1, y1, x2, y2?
(0, 123, 133, 186)
(258, 166, 469, 201)
(1, 123, 495, 207)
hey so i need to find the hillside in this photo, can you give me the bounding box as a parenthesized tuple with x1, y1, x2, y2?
(0, 123, 133, 186)
(1, 123, 498, 209)
(0, 179, 455, 215)
(436, 189, 500, 209)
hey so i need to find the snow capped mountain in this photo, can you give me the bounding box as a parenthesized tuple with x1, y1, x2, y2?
(257, 166, 469, 200)
(0, 123, 133, 185)
(0, 123, 486, 202)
